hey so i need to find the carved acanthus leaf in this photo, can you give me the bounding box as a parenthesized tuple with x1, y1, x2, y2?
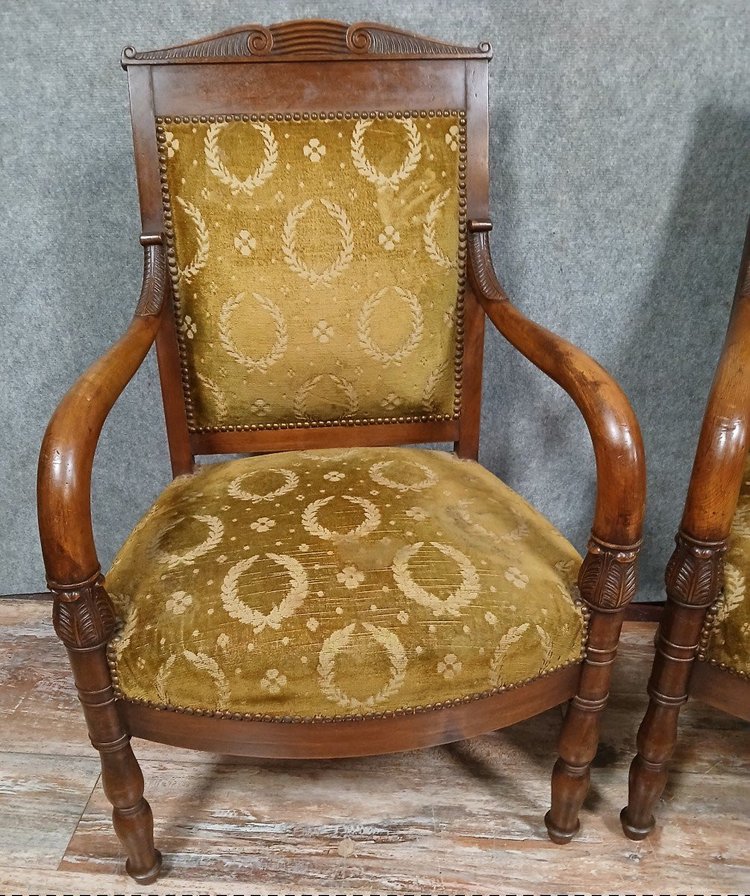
(664, 531, 726, 607)
(135, 241, 167, 317)
(53, 579, 117, 650)
(467, 229, 508, 305)
(578, 537, 640, 611)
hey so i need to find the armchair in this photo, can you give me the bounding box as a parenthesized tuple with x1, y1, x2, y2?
(38, 21, 645, 882)
(622, 219, 750, 839)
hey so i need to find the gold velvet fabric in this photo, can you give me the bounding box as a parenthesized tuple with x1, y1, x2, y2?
(106, 447, 585, 719)
(703, 453, 750, 677)
(158, 111, 465, 432)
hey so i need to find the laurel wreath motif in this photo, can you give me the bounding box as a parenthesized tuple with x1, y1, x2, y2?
(175, 197, 210, 283)
(282, 198, 354, 286)
(111, 605, 138, 663)
(156, 650, 230, 710)
(227, 467, 299, 503)
(293, 373, 359, 420)
(299, 448, 355, 462)
(732, 504, 750, 539)
(357, 287, 424, 367)
(221, 553, 308, 635)
(350, 117, 422, 192)
(219, 292, 288, 373)
(317, 622, 407, 709)
(489, 623, 531, 688)
(536, 624, 554, 673)
(155, 514, 224, 568)
(452, 499, 529, 544)
(392, 541, 480, 618)
(369, 459, 437, 492)
(423, 189, 457, 269)
(301, 495, 381, 541)
(422, 360, 451, 414)
(195, 373, 228, 422)
(204, 121, 278, 196)
(716, 562, 746, 625)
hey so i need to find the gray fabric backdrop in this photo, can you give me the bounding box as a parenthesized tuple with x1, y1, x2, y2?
(1, 0, 748, 598)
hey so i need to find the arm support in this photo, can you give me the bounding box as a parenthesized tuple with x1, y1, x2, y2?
(38, 239, 167, 587)
(682, 222, 750, 542)
(468, 223, 645, 551)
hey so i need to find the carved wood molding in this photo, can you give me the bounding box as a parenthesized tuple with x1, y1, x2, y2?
(578, 536, 640, 611)
(134, 239, 167, 318)
(53, 576, 117, 650)
(664, 530, 727, 608)
(122, 20, 492, 66)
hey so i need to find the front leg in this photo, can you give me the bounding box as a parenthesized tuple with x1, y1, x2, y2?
(53, 574, 162, 883)
(620, 533, 724, 838)
(545, 537, 639, 842)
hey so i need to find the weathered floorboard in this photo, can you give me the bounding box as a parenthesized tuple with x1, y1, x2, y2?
(1, 600, 748, 892)
(0, 752, 100, 868)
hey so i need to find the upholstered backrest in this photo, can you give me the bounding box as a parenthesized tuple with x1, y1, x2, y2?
(124, 21, 491, 466)
(161, 110, 463, 429)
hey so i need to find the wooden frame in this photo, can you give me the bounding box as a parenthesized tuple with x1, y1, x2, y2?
(621, 219, 750, 839)
(37, 21, 645, 883)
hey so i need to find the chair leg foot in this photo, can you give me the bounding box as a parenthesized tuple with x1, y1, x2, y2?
(620, 806, 654, 841)
(126, 848, 163, 884)
(101, 735, 161, 883)
(546, 755, 590, 843)
(621, 744, 669, 841)
(544, 809, 579, 844)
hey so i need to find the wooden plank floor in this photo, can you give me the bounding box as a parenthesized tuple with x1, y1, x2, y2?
(1, 598, 748, 894)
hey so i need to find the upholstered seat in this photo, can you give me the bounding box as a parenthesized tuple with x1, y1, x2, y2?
(107, 447, 585, 718)
(701, 453, 750, 678)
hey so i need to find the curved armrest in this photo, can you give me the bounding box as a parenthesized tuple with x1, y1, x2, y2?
(468, 222, 645, 553)
(682, 221, 750, 542)
(38, 240, 167, 588)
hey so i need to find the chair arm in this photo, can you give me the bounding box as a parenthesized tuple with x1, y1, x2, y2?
(681, 221, 750, 543)
(467, 222, 645, 609)
(37, 239, 167, 589)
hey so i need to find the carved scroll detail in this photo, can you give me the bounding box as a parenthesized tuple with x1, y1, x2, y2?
(135, 241, 167, 318)
(123, 28, 272, 62)
(346, 24, 489, 56)
(578, 536, 640, 610)
(664, 531, 727, 607)
(122, 21, 491, 64)
(53, 577, 117, 650)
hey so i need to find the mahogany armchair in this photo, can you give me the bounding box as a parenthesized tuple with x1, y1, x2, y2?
(622, 220, 750, 839)
(38, 21, 645, 882)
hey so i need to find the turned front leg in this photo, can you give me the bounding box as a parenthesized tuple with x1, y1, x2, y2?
(621, 533, 723, 838)
(545, 536, 639, 842)
(545, 609, 622, 841)
(53, 577, 162, 883)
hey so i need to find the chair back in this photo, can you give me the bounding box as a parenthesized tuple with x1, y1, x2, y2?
(123, 20, 491, 468)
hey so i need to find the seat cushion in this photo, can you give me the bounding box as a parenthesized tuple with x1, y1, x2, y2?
(106, 447, 585, 719)
(702, 453, 750, 677)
